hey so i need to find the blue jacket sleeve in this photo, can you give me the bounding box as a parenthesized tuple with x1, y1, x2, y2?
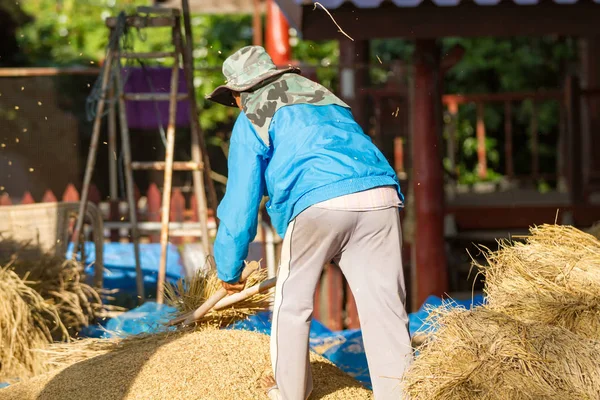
(213, 113, 269, 284)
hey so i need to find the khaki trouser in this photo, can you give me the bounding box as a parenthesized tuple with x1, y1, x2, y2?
(269, 206, 412, 400)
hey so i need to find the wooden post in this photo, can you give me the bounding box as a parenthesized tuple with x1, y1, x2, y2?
(72, 47, 114, 265)
(109, 200, 120, 242)
(411, 39, 448, 309)
(345, 280, 360, 329)
(147, 183, 161, 243)
(565, 75, 584, 205)
(339, 39, 370, 129)
(253, 0, 263, 46)
(314, 278, 322, 322)
(63, 184, 80, 242)
(115, 57, 145, 303)
(476, 102, 487, 179)
(170, 188, 185, 246)
(108, 85, 118, 201)
(504, 101, 514, 179)
(156, 42, 181, 304)
(446, 101, 458, 178)
(89, 184, 102, 204)
(530, 102, 539, 181)
(181, 0, 220, 236)
(579, 36, 600, 193)
(394, 137, 405, 176)
(557, 101, 567, 192)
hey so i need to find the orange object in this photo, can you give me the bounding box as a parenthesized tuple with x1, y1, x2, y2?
(265, 0, 290, 66)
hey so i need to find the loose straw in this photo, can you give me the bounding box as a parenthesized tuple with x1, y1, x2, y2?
(313, 2, 354, 41)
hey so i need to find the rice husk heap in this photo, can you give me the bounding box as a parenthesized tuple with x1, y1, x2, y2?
(0, 263, 67, 382)
(476, 224, 600, 339)
(1, 328, 372, 400)
(164, 260, 272, 328)
(401, 306, 600, 400)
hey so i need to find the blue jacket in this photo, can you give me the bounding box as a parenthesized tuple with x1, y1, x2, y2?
(213, 104, 403, 283)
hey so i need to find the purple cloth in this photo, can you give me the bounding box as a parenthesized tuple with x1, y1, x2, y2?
(122, 67, 191, 130)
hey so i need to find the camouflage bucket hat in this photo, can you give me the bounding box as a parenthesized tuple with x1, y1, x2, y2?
(206, 45, 300, 107)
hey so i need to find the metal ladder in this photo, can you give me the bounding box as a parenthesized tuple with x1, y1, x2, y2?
(72, 6, 217, 305)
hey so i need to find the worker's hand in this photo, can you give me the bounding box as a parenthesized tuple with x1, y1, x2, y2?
(221, 280, 245, 295)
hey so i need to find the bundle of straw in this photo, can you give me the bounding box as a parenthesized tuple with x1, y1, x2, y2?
(11, 257, 103, 336)
(0, 264, 67, 382)
(402, 306, 600, 400)
(476, 224, 600, 340)
(0, 239, 106, 337)
(164, 261, 272, 328)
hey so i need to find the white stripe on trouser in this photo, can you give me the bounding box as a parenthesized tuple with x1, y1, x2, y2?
(269, 219, 295, 400)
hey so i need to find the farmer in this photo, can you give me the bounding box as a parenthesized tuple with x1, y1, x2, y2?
(206, 45, 412, 400)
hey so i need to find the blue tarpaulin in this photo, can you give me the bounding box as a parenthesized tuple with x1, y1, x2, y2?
(66, 242, 185, 293)
(104, 302, 177, 337)
(230, 312, 372, 386)
(408, 294, 485, 336)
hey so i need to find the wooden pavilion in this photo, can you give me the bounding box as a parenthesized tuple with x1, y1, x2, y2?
(269, 0, 600, 309)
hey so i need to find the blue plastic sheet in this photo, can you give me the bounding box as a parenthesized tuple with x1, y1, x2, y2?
(104, 302, 177, 338)
(408, 294, 485, 336)
(66, 242, 185, 294)
(228, 311, 372, 387)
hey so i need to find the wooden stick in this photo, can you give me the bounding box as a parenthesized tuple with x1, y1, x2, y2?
(213, 277, 276, 310)
(0, 67, 99, 77)
(156, 20, 184, 305)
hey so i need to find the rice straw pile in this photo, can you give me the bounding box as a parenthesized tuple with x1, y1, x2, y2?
(1, 328, 372, 400)
(401, 307, 600, 400)
(403, 224, 600, 399)
(0, 263, 67, 382)
(0, 238, 114, 383)
(0, 238, 108, 337)
(476, 224, 600, 339)
(164, 260, 273, 328)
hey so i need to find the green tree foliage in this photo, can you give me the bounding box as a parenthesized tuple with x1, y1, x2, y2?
(14, 1, 242, 131)
(12, 2, 337, 134)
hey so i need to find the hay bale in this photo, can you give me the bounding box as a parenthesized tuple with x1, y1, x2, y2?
(476, 224, 600, 339)
(1, 329, 372, 400)
(164, 261, 272, 328)
(401, 306, 600, 400)
(0, 239, 108, 337)
(0, 264, 67, 382)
